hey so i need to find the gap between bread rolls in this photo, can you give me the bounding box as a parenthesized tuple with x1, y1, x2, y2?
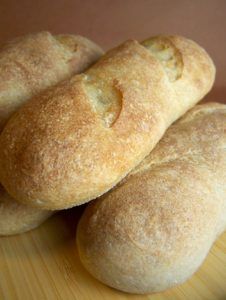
(0, 35, 215, 210)
(0, 31, 103, 235)
(76, 102, 226, 294)
(0, 186, 53, 235)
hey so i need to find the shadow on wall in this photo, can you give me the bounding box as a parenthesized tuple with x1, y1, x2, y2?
(202, 87, 226, 104)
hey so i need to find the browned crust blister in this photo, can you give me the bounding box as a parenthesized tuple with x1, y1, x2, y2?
(77, 102, 226, 294)
(0, 31, 103, 130)
(0, 35, 215, 210)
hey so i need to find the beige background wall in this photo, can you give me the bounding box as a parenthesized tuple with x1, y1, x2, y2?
(0, 0, 225, 102)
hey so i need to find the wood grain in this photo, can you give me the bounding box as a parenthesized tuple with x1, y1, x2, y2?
(0, 206, 225, 300)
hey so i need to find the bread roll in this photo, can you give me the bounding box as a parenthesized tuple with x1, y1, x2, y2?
(0, 31, 103, 235)
(0, 186, 53, 235)
(0, 31, 103, 130)
(0, 35, 215, 210)
(77, 102, 226, 294)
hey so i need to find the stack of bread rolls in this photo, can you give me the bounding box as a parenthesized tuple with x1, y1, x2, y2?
(0, 32, 225, 295)
(0, 31, 103, 235)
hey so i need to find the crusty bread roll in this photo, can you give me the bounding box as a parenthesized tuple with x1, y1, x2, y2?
(0, 35, 215, 210)
(77, 102, 226, 294)
(0, 31, 103, 130)
(0, 31, 103, 235)
(0, 186, 53, 235)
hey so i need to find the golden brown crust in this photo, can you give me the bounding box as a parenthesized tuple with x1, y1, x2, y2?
(0, 31, 103, 234)
(55, 34, 103, 74)
(0, 31, 103, 130)
(0, 186, 53, 236)
(77, 102, 226, 294)
(0, 35, 215, 209)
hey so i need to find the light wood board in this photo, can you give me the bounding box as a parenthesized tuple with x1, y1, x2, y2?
(0, 208, 226, 300)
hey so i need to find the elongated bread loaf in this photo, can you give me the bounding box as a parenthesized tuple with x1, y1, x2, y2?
(0, 32, 103, 235)
(0, 35, 215, 210)
(0, 31, 103, 130)
(77, 103, 226, 294)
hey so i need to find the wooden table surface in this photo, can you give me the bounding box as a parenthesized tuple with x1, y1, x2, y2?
(0, 1, 226, 299)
